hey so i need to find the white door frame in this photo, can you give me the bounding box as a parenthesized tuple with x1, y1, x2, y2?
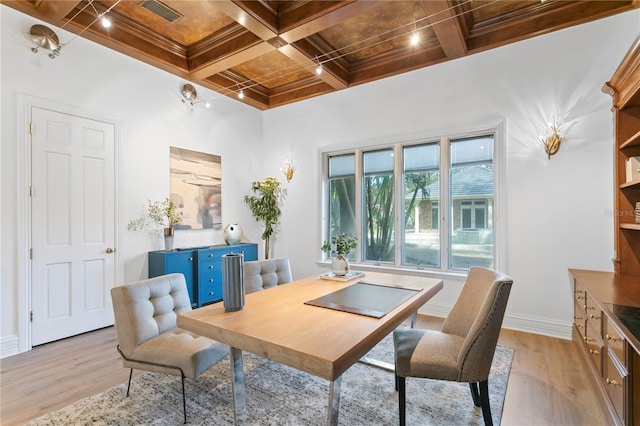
(16, 93, 124, 353)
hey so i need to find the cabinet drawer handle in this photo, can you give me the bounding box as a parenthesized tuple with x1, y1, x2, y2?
(589, 314, 600, 320)
(575, 323, 584, 329)
(209, 254, 213, 258)
(589, 349, 599, 355)
(584, 337, 595, 343)
(209, 291, 214, 295)
(188, 257, 193, 261)
(209, 265, 214, 269)
(606, 334, 622, 342)
(209, 279, 214, 282)
(606, 378, 620, 387)
(586, 306, 596, 311)
(576, 295, 585, 300)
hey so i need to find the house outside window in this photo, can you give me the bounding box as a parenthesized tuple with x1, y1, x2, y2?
(323, 129, 500, 272)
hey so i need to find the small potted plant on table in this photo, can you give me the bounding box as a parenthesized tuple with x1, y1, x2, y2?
(128, 198, 182, 250)
(321, 232, 358, 276)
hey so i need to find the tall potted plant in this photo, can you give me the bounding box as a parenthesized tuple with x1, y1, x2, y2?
(128, 198, 182, 250)
(321, 232, 358, 276)
(244, 177, 286, 259)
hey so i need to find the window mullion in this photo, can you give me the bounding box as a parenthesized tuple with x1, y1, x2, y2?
(394, 144, 403, 266)
(354, 149, 363, 263)
(440, 137, 450, 270)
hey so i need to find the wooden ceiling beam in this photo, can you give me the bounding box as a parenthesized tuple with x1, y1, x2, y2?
(191, 41, 275, 80)
(279, 0, 385, 44)
(420, 0, 467, 59)
(277, 43, 347, 90)
(2, 0, 77, 25)
(210, 0, 279, 41)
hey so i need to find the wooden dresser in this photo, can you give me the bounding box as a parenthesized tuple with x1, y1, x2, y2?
(569, 36, 640, 426)
(570, 269, 640, 425)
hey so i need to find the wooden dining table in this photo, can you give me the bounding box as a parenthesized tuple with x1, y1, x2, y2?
(177, 271, 443, 425)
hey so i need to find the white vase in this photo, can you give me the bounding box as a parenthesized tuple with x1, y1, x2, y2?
(223, 223, 243, 245)
(331, 255, 349, 276)
(164, 227, 174, 251)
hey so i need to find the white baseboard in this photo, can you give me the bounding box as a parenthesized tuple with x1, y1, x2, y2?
(1, 335, 20, 359)
(418, 304, 573, 340)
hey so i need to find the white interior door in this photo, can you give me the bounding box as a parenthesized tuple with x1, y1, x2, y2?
(31, 107, 116, 346)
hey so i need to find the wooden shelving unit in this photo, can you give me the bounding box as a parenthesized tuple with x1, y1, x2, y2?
(604, 35, 640, 277)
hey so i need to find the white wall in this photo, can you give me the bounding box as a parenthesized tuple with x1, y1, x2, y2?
(263, 10, 640, 338)
(1, 5, 264, 356)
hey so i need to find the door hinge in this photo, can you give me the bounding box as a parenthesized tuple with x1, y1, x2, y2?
(29, 248, 33, 259)
(29, 122, 33, 135)
(29, 185, 33, 197)
(30, 311, 33, 322)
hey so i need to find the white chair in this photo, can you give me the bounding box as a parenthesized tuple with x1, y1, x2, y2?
(243, 258, 293, 294)
(111, 273, 228, 423)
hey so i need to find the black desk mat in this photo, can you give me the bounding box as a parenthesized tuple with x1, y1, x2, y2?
(304, 282, 419, 318)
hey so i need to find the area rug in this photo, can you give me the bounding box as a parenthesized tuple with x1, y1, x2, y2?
(27, 334, 513, 425)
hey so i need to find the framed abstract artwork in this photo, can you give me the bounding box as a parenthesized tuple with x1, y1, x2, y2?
(170, 147, 222, 230)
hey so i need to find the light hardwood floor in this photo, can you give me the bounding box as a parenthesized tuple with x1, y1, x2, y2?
(1, 316, 607, 425)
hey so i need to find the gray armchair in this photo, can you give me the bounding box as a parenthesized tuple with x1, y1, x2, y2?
(393, 267, 513, 426)
(244, 258, 293, 294)
(111, 273, 228, 424)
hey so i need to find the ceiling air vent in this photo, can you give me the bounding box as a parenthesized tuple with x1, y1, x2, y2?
(140, 0, 182, 22)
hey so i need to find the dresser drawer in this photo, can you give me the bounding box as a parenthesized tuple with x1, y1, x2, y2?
(198, 276, 223, 305)
(585, 294, 602, 335)
(604, 348, 628, 425)
(604, 318, 627, 368)
(573, 303, 586, 341)
(199, 259, 222, 274)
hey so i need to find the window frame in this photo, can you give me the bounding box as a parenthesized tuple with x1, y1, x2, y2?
(320, 121, 506, 275)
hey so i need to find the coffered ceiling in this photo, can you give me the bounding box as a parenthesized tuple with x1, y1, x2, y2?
(5, 0, 639, 110)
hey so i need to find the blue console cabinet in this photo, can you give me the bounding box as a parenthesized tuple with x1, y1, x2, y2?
(148, 243, 258, 307)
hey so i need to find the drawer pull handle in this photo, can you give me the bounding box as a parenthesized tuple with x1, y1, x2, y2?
(586, 306, 596, 311)
(584, 337, 594, 343)
(209, 265, 213, 269)
(575, 323, 584, 329)
(209, 291, 214, 295)
(209, 279, 214, 282)
(209, 254, 213, 257)
(576, 295, 585, 300)
(589, 314, 600, 320)
(606, 334, 622, 342)
(589, 349, 599, 355)
(606, 378, 620, 387)
(188, 257, 193, 261)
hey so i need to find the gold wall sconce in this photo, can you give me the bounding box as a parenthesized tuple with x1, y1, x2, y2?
(540, 116, 563, 160)
(281, 156, 296, 182)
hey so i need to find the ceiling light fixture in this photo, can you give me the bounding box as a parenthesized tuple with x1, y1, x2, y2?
(238, 89, 244, 99)
(410, 32, 420, 46)
(315, 63, 323, 75)
(27, 0, 121, 59)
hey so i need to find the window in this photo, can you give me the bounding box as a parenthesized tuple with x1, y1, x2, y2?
(326, 154, 356, 259)
(324, 130, 499, 272)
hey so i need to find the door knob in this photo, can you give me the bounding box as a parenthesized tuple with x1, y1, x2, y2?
(106, 248, 114, 253)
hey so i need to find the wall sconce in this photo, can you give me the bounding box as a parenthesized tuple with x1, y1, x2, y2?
(180, 83, 212, 108)
(281, 156, 296, 182)
(540, 116, 563, 160)
(28, 24, 61, 58)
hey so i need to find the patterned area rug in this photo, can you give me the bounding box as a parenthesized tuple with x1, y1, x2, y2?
(27, 334, 513, 425)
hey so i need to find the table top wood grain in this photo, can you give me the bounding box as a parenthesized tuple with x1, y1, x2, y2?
(178, 271, 443, 381)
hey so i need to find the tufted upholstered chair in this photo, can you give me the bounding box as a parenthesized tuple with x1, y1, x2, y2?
(243, 258, 293, 294)
(393, 267, 513, 426)
(111, 273, 228, 424)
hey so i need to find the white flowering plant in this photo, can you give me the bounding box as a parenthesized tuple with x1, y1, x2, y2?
(127, 198, 182, 232)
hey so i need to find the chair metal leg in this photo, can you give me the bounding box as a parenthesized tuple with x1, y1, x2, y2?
(397, 376, 406, 426)
(126, 369, 133, 397)
(181, 373, 187, 424)
(479, 380, 493, 426)
(469, 382, 480, 406)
